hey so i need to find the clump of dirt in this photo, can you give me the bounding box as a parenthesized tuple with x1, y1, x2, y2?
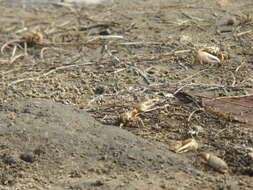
(0, 0, 253, 189)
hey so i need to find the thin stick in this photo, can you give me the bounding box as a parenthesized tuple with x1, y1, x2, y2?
(114, 68, 126, 74)
(131, 66, 151, 85)
(230, 72, 236, 87)
(235, 62, 245, 72)
(10, 54, 25, 64)
(174, 82, 227, 95)
(214, 128, 228, 138)
(174, 83, 190, 95)
(24, 42, 28, 56)
(118, 41, 162, 46)
(174, 49, 192, 54)
(104, 44, 121, 63)
(173, 69, 209, 85)
(11, 45, 17, 58)
(237, 30, 252, 37)
(40, 47, 49, 59)
(1, 40, 24, 54)
(89, 35, 123, 40)
(187, 109, 203, 122)
(8, 61, 94, 86)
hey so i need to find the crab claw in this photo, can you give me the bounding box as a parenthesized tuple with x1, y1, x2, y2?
(136, 98, 160, 113)
(197, 49, 221, 64)
(198, 152, 229, 173)
(174, 138, 198, 153)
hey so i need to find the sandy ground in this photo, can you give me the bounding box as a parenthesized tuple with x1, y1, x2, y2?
(0, 0, 252, 189)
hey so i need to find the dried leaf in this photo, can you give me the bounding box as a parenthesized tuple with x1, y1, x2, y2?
(198, 152, 229, 173)
(202, 95, 253, 124)
(174, 138, 198, 153)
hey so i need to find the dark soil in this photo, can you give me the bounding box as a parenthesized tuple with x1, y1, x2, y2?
(0, 0, 252, 189)
(0, 98, 198, 189)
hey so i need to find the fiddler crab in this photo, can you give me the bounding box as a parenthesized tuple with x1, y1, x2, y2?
(196, 47, 227, 64)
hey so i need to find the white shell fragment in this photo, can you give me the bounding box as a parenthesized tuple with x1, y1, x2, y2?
(174, 138, 198, 153)
(197, 49, 221, 64)
(198, 152, 229, 173)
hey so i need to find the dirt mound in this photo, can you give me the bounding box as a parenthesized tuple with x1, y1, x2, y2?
(0, 98, 197, 189)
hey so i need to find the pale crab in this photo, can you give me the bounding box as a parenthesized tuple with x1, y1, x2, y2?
(196, 46, 227, 64)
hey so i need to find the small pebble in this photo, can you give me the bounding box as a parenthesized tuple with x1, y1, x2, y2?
(227, 17, 236, 25)
(20, 153, 36, 163)
(94, 86, 105, 95)
(93, 180, 104, 186)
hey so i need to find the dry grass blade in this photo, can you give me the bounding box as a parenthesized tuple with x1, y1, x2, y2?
(8, 61, 94, 86)
(10, 54, 25, 64)
(1, 40, 23, 54)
